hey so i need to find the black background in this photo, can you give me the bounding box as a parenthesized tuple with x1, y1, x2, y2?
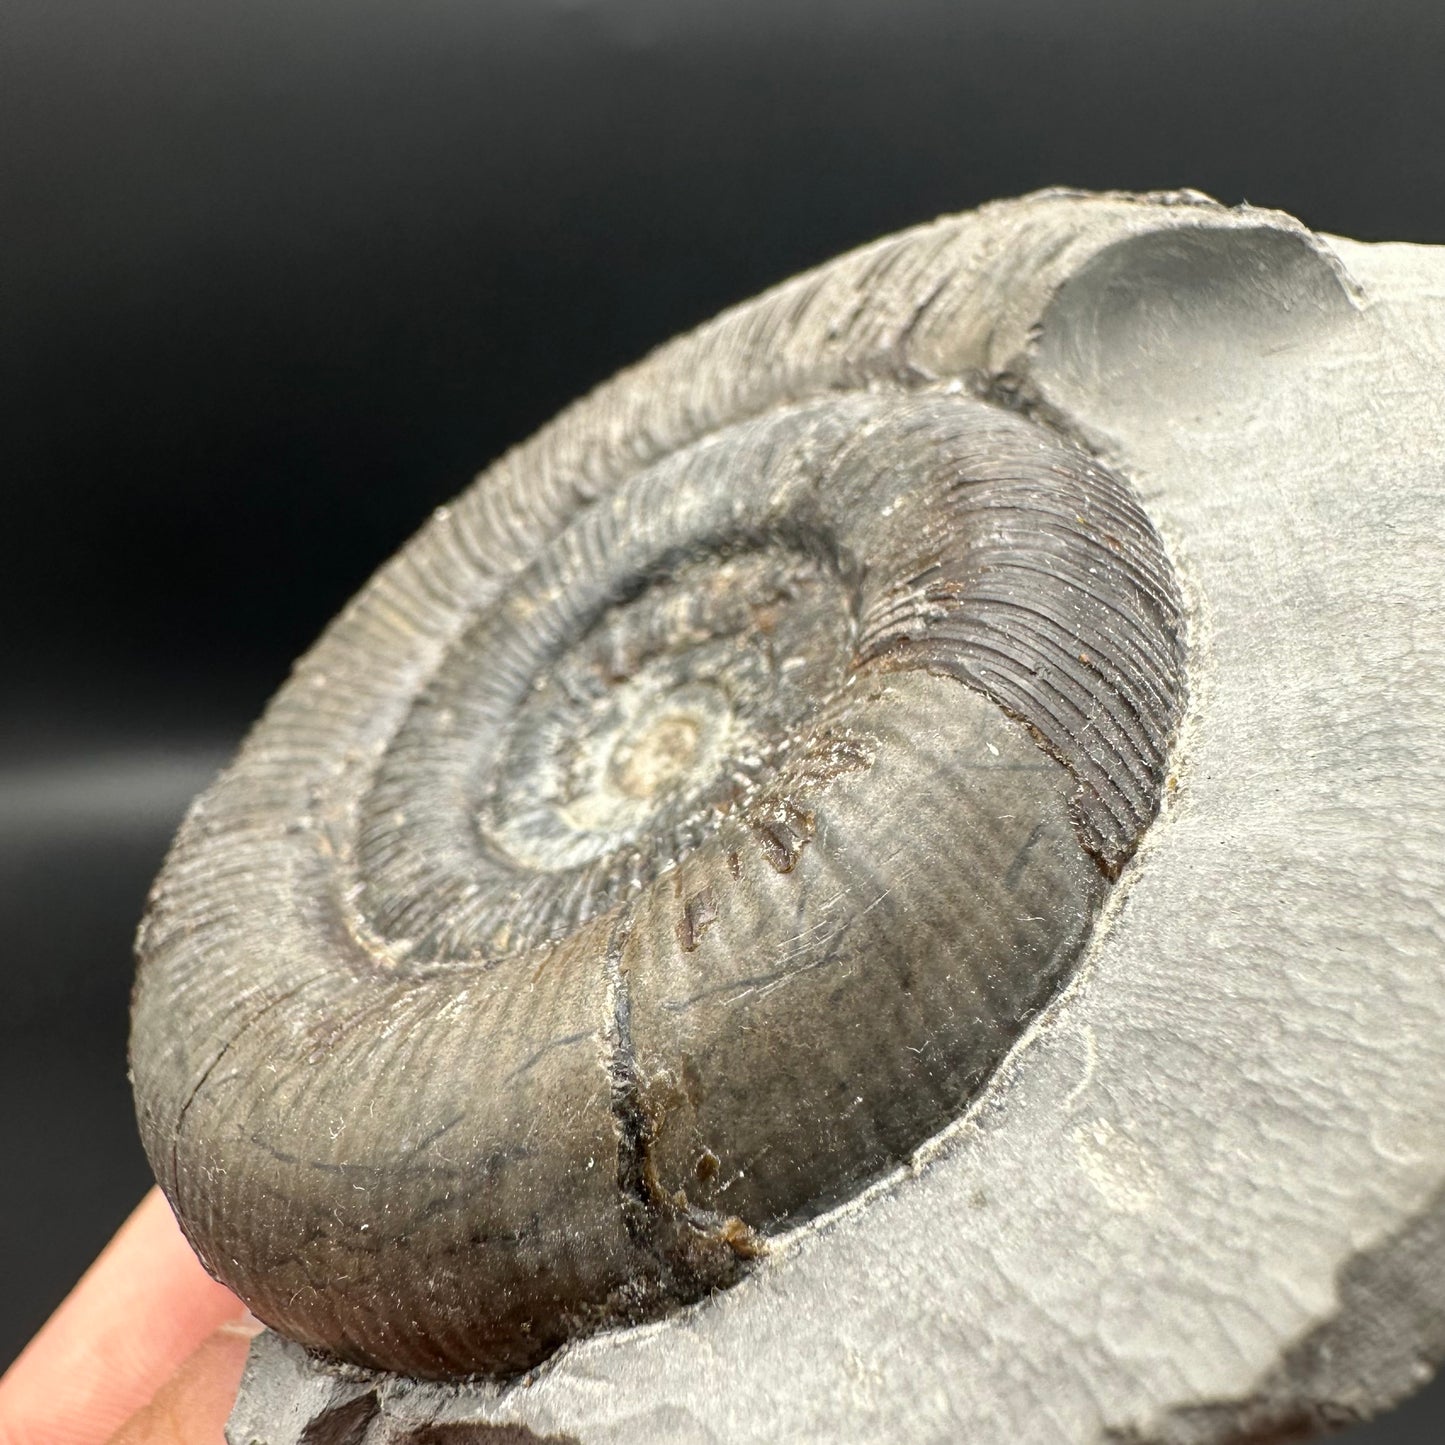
(3, 1, 1443, 1434)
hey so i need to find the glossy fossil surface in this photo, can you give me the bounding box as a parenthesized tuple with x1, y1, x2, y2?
(130, 236, 1185, 1375)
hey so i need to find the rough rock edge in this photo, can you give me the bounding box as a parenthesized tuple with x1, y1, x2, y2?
(1104, 1180, 1445, 1444)
(231, 1180, 1445, 1445)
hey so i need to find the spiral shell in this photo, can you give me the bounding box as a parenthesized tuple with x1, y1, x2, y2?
(131, 216, 1187, 1380)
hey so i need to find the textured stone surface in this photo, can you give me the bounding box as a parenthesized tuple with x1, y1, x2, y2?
(229, 191, 1445, 1443)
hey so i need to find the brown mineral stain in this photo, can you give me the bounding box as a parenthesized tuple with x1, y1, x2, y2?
(750, 799, 816, 872)
(677, 890, 719, 952)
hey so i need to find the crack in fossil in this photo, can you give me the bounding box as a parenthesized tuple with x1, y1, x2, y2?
(601, 908, 762, 1326)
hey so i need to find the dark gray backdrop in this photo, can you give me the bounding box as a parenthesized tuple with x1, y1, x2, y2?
(3, 2, 1442, 1435)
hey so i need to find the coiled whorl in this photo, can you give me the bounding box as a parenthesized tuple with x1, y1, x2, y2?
(132, 204, 1187, 1380)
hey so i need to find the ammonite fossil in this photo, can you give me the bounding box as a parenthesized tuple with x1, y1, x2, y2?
(134, 190, 1445, 1445)
(131, 193, 1185, 1382)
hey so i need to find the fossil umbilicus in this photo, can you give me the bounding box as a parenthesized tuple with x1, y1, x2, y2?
(131, 191, 1445, 1445)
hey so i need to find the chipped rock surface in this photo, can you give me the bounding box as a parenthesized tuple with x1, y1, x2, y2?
(226, 192, 1445, 1444)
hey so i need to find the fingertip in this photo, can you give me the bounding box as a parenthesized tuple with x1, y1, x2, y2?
(0, 1189, 247, 1445)
(105, 1319, 259, 1445)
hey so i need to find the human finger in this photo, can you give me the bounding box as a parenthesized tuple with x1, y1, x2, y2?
(0, 1188, 247, 1445)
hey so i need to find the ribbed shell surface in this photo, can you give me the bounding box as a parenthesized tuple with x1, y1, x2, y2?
(131, 200, 1187, 1379)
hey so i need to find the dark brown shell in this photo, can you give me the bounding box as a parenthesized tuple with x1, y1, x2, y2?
(130, 222, 1186, 1380)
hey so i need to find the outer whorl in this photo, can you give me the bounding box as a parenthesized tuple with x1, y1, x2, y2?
(131, 233, 1187, 1381)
